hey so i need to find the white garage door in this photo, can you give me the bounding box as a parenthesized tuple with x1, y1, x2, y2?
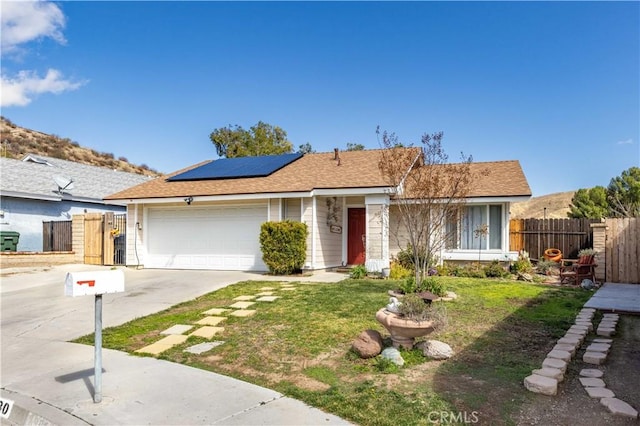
(145, 204, 267, 270)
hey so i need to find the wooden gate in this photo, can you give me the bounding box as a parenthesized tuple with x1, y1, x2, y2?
(84, 213, 104, 265)
(605, 218, 640, 284)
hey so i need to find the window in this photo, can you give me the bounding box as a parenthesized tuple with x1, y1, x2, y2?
(447, 205, 503, 250)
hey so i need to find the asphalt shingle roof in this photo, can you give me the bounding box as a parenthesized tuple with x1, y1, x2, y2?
(0, 154, 153, 203)
(104, 149, 531, 201)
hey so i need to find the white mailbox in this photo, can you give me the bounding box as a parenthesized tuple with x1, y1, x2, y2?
(65, 270, 125, 297)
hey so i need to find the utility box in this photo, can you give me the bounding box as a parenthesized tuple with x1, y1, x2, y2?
(64, 270, 125, 297)
(0, 231, 20, 251)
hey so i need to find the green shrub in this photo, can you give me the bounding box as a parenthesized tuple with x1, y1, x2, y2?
(399, 276, 418, 294)
(512, 251, 533, 274)
(484, 260, 510, 278)
(536, 260, 557, 275)
(350, 264, 367, 279)
(259, 221, 308, 275)
(395, 245, 435, 270)
(420, 277, 447, 297)
(389, 262, 412, 280)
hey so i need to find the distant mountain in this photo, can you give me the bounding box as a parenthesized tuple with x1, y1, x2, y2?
(510, 191, 575, 219)
(0, 116, 161, 177)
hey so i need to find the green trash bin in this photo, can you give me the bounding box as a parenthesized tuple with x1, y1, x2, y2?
(0, 231, 20, 251)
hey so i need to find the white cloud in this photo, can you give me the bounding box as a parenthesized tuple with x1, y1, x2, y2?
(1, 69, 86, 107)
(616, 138, 634, 145)
(1, 1, 66, 55)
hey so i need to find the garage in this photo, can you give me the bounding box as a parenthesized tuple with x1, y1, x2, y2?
(144, 204, 267, 270)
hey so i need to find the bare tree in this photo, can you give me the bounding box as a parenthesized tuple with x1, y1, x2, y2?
(377, 127, 477, 284)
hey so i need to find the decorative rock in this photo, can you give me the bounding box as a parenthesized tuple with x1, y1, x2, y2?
(580, 369, 604, 378)
(517, 272, 534, 282)
(600, 398, 639, 419)
(351, 329, 384, 359)
(381, 347, 404, 366)
(597, 327, 616, 337)
(586, 343, 610, 353)
(532, 367, 564, 382)
(445, 291, 458, 299)
(583, 351, 607, 365)
(547, 349, 572, 362)
(585, 387, 615, 399)
(553, 343, 576, 356)
(542, 357, 567, 373)
(579, 377, 606, 387)
(524, 374, 557, 396)
(418, 340, 454, 360)
(593, 338, 613, 344)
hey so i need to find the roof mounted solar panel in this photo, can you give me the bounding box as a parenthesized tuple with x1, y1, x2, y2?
(167, 152, 303, 182)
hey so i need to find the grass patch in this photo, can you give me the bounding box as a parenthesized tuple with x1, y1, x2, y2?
(73, 277, 591, 425)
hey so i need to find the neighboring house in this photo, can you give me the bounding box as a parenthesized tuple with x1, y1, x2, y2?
(105, 148, 531, 272)
(0, 154, 152, 251)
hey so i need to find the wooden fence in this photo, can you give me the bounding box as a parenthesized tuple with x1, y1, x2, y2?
(42, 220, 72, 252)
(509, 218, 600, 261)
(605, 218, 639, 284)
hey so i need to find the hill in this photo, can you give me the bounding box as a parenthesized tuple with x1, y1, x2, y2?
(0, 116, 161, 177)
(510, 191, 575, 219)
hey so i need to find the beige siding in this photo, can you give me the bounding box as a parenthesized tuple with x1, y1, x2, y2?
(367, 204, 384, 259)
(269, 198, 281, 221)
(346, 196, 365, 205)
(314, 196, 343, 269)
(126, 204, 144, 267)
(388, 205, 410, 258)
(284, 198, 302, 221)
(301, 198, 314, 267)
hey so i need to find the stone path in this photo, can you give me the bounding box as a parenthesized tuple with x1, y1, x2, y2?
(135, 283, 293, 356)
(524, 308, 638, 420)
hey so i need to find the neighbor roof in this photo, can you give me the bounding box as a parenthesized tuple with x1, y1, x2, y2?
(0, 154, 153, 203)
(104, 149, 531, 201)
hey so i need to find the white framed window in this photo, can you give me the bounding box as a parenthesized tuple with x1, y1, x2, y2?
(447, 205, 503, 250)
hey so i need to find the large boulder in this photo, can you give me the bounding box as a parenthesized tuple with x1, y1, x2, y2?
(417, 340, 454, 360)
(381, 347, 404, 366)
(351, 329, 383, 358)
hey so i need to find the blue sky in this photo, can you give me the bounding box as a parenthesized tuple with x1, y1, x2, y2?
(2, 1, 638, 197)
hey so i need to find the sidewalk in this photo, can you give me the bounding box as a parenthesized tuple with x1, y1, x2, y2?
(1, 265, 352, 425)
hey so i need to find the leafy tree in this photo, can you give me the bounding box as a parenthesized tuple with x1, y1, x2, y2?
(377, 127, 476, 284)
(346, 142, 365, 151)
(568, 186, 609, 219)
(298, 142, 315, 154)
(210, 121, 293, 158)
(607, 167, 640, 217)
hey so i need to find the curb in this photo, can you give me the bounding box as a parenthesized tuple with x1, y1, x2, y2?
(1, 389, 89, 426)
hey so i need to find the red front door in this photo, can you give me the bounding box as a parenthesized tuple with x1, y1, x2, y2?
(347, 208, 366, 265)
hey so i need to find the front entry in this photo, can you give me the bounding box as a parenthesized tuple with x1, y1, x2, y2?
(347, 208, 366, 265)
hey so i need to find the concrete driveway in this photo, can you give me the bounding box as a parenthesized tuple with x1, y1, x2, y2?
(1, 264, 351, 425)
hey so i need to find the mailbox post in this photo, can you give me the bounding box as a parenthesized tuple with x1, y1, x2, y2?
(65, 270, 125, 403)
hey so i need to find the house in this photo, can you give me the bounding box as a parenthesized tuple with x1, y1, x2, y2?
(104, 148, 531, 272)
(0, 154, 152, 251)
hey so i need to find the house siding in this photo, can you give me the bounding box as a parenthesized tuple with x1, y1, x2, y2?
(314, 196, 343, 269)
(269, 198, 281, 221)
(301, 198, 314, 268)
(284, 198, 301, 221)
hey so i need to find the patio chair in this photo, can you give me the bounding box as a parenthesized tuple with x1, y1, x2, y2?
(559, 255, 596, 285)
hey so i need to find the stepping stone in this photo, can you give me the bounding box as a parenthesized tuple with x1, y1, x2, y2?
(229, 301, 255, 309)
(586, 343, 610, 353)
(233, 295, 256, 301)
(597, 328, 616, 337)
(280, 287, 297, 291)
(575, 321, 593, 331)
(599, 322, 617, 329)
(553, 343, 576, 356)
(542, 357, 567, 373)
(255, 291, 274, 296)
(160, 324, 193, 335)
(585, 387, 615, 399)
(580, 308, 596, 315)
(202, 308, 230, 316)
(524, 374, 557, 395)
(196, 316, 226, 326)
(602, 314, 619, 320)
(547, 349, 572, 362)
(593, 338, 613, 344)
(575, 315, 593, 321)
(583, 351, 607, 365)
(580, 369, 604, 378)
(532, 367, 564, 382)
(566, 328, 587, 337)
(184, 341, 225, 355)
(136, 335, 188, 355)
(229, 309, 256, 317)
(557, 336, 581, 346)
(600, 398, 639, 419)
(579, 377, 606, 387)
(256, 296, 280, 302)
(260, 287, 276, 291)
(190, 326, 224, 339)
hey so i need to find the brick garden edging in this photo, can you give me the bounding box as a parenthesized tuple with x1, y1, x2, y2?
(524, 309, 639, 420)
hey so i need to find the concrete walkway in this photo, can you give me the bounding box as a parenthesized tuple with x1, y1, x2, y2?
(583, 283, 640, 314)
(1, 264, 352, 425)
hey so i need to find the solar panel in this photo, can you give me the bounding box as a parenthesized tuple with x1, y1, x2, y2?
(167, 152, 303, 182)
